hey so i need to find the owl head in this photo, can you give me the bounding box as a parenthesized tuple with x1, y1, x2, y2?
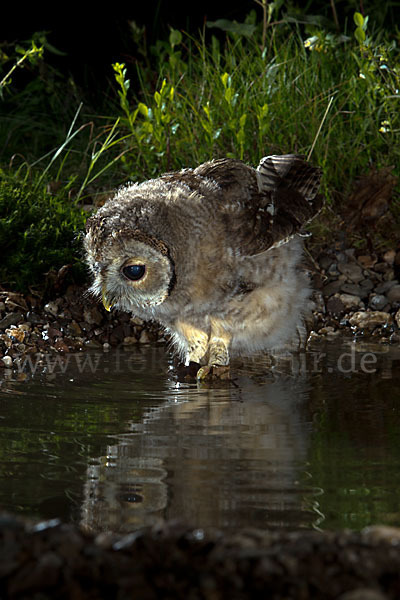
(84, 196, 176, 313)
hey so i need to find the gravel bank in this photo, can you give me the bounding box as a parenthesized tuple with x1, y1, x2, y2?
(0, 245, 399, 373)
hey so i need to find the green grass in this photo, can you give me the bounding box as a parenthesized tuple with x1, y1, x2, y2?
(0, 11, 399, 291)
(0, 172, 87, 290)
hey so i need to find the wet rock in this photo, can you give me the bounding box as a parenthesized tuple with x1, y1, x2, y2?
(369, 294, 388, 311)
(138, 330, 151, 344)
(390, 332, 400, 344)
(1, 356, 13, 368)
(349, 311, 393, 331)
(123, 336, 137, 345)
(5, 327, 25, 343)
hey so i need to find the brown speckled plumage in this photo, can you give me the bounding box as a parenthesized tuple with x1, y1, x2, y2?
(84, 155, 322, 372)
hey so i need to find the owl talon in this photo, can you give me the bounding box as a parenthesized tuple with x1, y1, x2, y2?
(196, 365, 231, 381)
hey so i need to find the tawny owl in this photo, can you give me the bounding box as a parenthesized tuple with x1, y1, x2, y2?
(84, 155, 322, 378)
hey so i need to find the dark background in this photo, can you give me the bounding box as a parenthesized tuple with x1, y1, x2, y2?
(2, 2, 399, 93)
(3, 2, 256, 86)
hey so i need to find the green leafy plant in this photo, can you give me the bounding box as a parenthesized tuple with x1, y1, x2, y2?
(0, 173, 87, 290)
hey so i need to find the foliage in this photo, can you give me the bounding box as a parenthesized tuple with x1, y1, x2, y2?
(0, 4, 400, 290)
(0, 173, 87, 290)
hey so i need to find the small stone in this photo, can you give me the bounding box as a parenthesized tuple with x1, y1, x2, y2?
(44, 301, 59, 316)
(383, 249, 396, 265)
(359, 279, 374, 291)
(5, 327, 25, 343)
(395, 309, 400, 328)
(338, 293, 363, 310)
(318, 326, 335, 335)
(123, 336, 137, 345)
(327, 262, 339, 276)
(0, 312, 24, 329)
(374, 280, 397, 294)
(349, 311, 393, 331)
(1, 356, 13, 368)
(357, 255, 377, 268)
(103, 342, 111, 352)
(138, 330, 151, 344)
(0, 302, 5, 311)
(390, 332, 400, 344)
(322, 280, 342, 297)
(374, 262, 390, 274)
(83, 307, 103, 326)
(369, 294, 388, 311)
(26, 311, 44, 325)
(54, 340, 69, 353)
(338, 262, 363, 282)
(340, 283, 364, 297)
(130, 316, 144, 326)
(327, 296, 345, 316)
(67, 321, 82, 337)
(318, 253, 333, 270)
(387, 285, 400, 304)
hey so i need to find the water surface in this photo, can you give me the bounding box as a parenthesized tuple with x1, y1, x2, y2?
(0, 340, 399, 533)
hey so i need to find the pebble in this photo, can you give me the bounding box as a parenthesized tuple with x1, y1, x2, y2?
(123, 336, 137, 345)
(375, 280, 397, 294)
(349, 311, 393, 331)
(387, 285, 400, 303)
(44, 301, 59, 316)
(383, 249, 396, 264)
(338, 262, 364, 282)
(338, 293, 363, 310)
(1, 356, 13, 368)
(357, 255, 377, 268)
(0, 312, 24, 329)
(322, 280, 342, 297)
(396, 309, 400, 328)
(368, 294, 388, 311)
(139, 330, 151, 344)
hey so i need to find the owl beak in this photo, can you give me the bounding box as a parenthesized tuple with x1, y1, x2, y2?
(102, 286, 115, 312)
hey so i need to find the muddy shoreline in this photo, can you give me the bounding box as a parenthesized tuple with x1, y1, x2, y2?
(0, 245, 399, 374)
(1, 514, 400, 599)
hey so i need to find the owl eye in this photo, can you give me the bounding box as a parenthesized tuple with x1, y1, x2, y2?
(122, 264, 146, 281)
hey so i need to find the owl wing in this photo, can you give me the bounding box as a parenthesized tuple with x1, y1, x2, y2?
(194, 155, 322, 256)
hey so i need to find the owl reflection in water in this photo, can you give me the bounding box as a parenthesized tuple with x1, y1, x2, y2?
(84, 155, 322, 378)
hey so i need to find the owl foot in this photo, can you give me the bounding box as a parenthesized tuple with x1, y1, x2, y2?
(196, 365, 231, 381)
